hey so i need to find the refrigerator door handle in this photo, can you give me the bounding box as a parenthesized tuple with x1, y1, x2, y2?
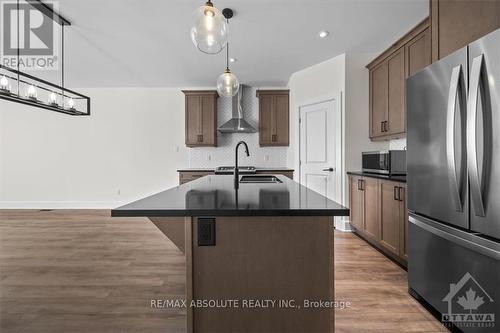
(446, 65, 464, 212)
(467, 55, 486, 217)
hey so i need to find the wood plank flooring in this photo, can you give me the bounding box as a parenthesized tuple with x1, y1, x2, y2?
(0, 210, 448, 333)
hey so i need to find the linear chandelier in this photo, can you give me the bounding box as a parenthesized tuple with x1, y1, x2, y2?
(0, 0, 90, 116)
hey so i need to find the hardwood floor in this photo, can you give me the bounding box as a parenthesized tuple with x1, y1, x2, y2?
(334, 232, 447, 333)
(0, 210, 448, 333)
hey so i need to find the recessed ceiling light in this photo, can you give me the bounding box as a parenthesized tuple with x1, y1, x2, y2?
(229, 57, 237, 63)
(318, 30, 330, 38)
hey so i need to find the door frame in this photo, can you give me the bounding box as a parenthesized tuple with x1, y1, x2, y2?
(298, 94, 344, 215)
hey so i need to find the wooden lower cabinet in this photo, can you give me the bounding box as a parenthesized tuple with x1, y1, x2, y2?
(380, 181, 402, 256)
(362, 178, 380, 241)
(349, 175, 407, 267)
(399, 186, 408, 261)
(349, 176, 365, 231)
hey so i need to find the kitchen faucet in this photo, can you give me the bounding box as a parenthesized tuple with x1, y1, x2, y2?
(234, 141, 250, 189)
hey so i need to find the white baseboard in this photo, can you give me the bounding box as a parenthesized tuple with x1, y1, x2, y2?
(334, 218, 353, 232)
(0, 201, 124, 209)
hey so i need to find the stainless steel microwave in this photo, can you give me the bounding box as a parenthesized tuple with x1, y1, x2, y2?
(362, 150, 406, 175)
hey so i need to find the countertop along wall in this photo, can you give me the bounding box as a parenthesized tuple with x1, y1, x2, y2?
(188, 86, 288, 168)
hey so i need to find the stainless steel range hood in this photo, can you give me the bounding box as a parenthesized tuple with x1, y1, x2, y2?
(218, 85, 257, 133)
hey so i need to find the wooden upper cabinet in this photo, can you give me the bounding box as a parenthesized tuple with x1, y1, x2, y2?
(256, 90, 289, 146)
(387, 47, 405, 136)
(367, 18, 430, 141)
(431, 0, 500, 61)
(406, 27, 431, 77)
(370, 62, 388, 138)
(183, 90, 218, 147)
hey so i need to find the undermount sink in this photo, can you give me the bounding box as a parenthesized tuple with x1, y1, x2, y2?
(239, 175, 283, 184)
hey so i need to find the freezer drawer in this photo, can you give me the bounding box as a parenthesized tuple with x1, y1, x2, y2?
(408, 213, 500, 332)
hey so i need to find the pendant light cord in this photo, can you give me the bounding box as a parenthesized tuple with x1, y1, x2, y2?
(226, 42, 229, 70)
(16, 0, 20, 94)
(226, 18, 229, 70)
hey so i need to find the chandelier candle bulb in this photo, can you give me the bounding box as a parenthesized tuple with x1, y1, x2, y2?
(67, 98, 75, 110)
(48, 92, 59, 106)
(0, 75, 10, 94)
(27, 85, 37, 100)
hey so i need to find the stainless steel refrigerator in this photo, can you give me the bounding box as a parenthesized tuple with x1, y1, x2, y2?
(407, 28, 500, 332)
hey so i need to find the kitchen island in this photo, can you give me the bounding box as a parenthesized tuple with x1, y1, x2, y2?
(112, 175, 348, 333)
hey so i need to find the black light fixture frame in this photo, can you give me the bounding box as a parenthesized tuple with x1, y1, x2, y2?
(0, 0, 90, 116)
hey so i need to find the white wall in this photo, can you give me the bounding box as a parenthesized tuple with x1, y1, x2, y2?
(287, 54, 346, 183)
(0, 88, 190, 208)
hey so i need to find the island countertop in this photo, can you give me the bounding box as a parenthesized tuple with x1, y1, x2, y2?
(112, 175, 349, 217)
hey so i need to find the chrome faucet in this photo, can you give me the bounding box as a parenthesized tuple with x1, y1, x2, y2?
(234, 141, 250, 189)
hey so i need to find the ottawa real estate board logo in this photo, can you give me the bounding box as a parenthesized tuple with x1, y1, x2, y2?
(442, 272, 495, 329)
(0, 0, 59, 70)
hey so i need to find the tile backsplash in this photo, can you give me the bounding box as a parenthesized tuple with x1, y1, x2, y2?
(389, 137, 407, 150)
(188, 87, 288, 168)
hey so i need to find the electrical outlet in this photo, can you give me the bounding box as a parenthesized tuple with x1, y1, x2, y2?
(198, 218, 216, 246)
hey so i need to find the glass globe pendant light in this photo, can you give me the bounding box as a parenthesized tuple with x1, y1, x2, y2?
(191, 0, 228, 54)
(217, 42, 239, 97)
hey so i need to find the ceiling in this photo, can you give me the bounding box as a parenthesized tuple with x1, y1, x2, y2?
(42, 0, 428, 87)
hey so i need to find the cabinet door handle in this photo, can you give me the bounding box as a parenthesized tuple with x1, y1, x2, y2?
(357, 179, 361, 190)
(381, 122, 384, 132)
(394, 186, 398, 201)
(197, 134, 203, 142)
(272, 134, 277, 142)
(385, 121, 389, 133)
(360, 180, 365, 191)
(398, 187, 404, 202)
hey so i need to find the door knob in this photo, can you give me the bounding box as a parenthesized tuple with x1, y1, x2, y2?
(322, 167, 335, 172)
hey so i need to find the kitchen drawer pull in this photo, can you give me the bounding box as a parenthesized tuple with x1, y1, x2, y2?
(272, 134, 277, 142)
(394, 186, 398, 201)
(197, 134, 203, 142)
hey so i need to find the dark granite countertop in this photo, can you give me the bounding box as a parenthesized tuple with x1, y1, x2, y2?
(255, 167, 294, 172)
(177, 167, 294, 172)
(347, 171, 407, 183)
(177, 168, 215, 172)
(112, 175, 348, 217)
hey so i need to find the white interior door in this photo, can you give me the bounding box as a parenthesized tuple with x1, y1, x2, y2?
(299, 100, 340, 202)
